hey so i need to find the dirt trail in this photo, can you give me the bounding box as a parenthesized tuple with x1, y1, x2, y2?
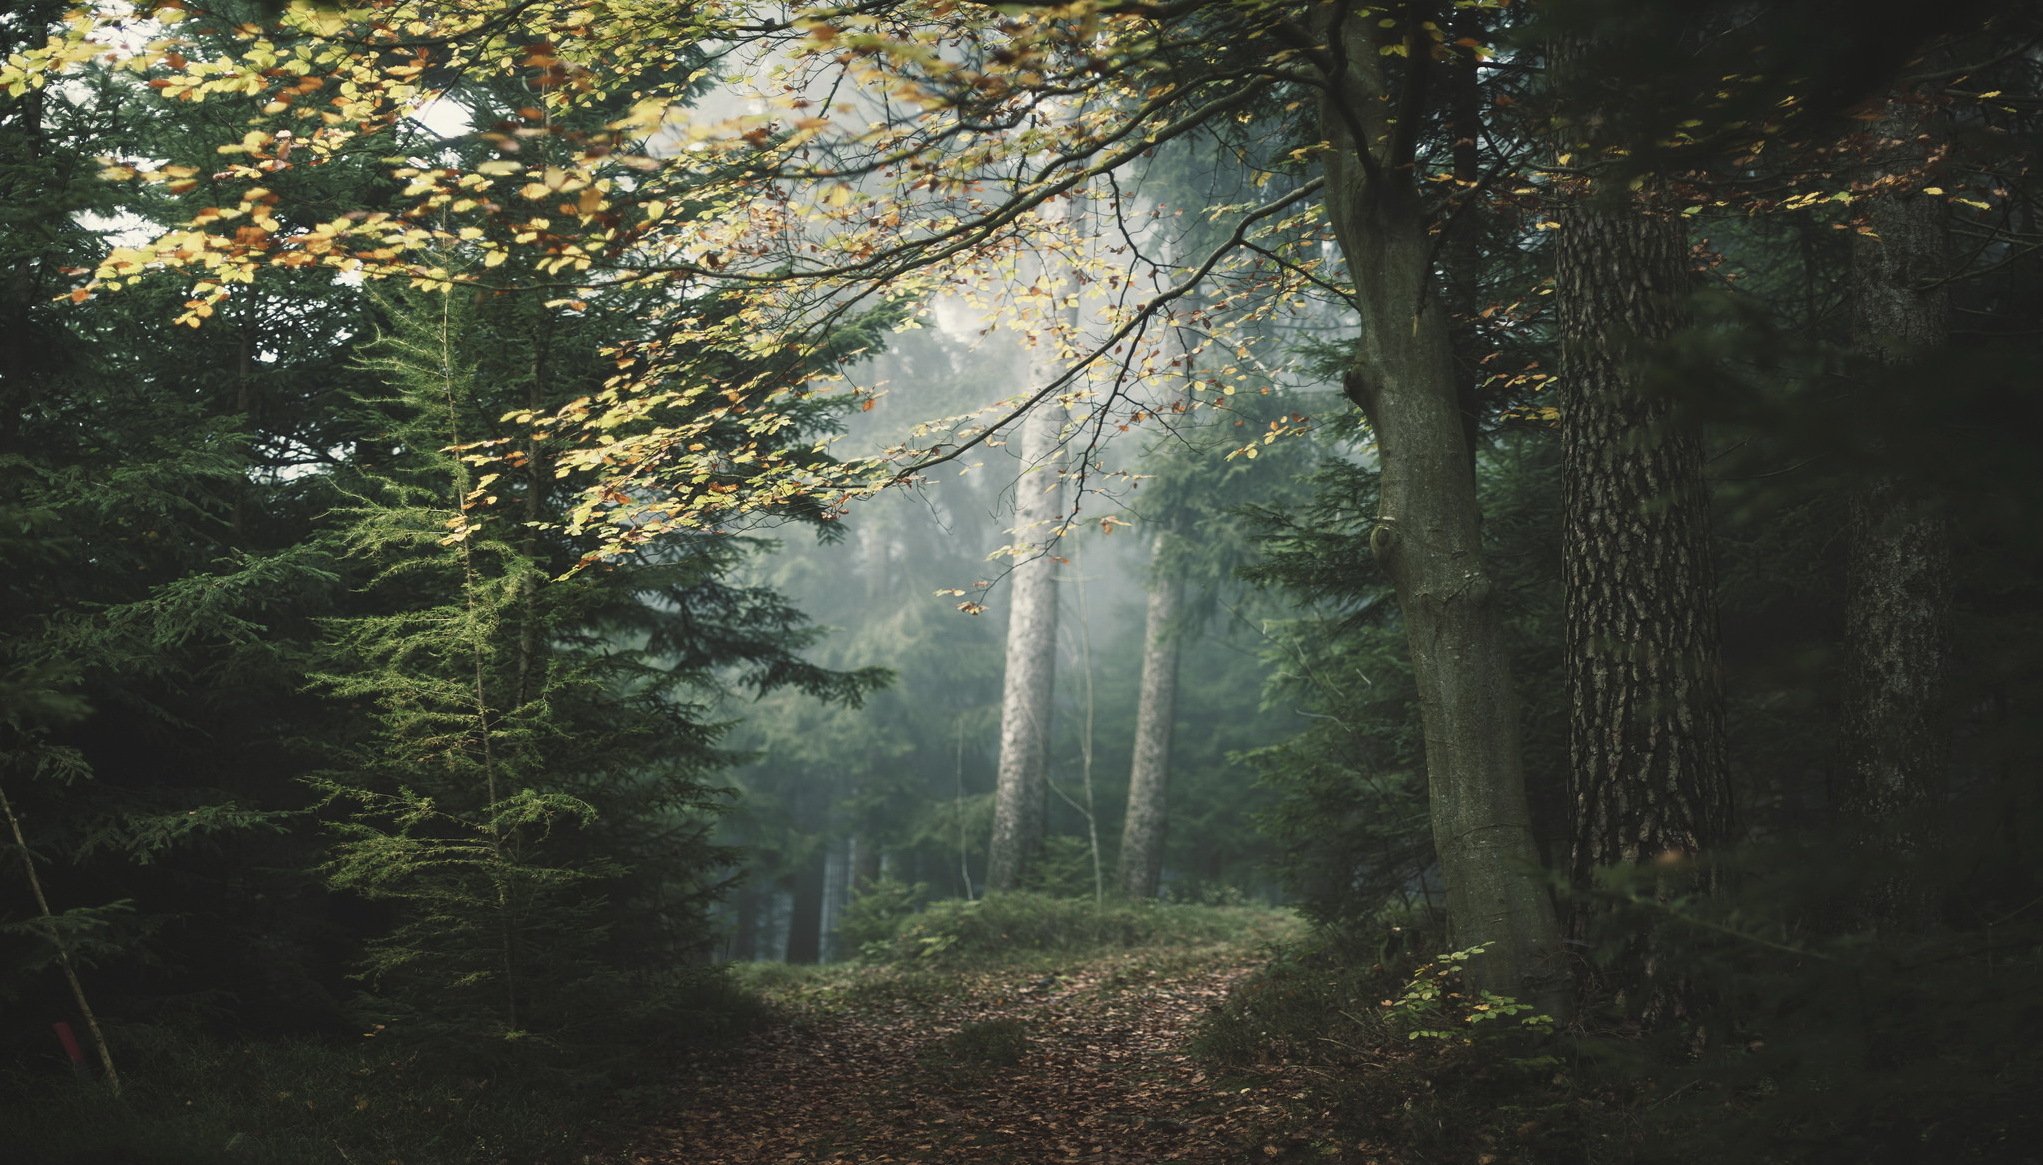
(624, 949, 1297, 1164)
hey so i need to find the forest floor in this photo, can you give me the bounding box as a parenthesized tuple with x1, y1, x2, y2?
(616, 935, 1322, 1164)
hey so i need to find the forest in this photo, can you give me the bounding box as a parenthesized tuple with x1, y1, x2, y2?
(3, 0, 2040, 1162)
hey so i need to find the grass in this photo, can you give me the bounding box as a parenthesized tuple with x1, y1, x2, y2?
(5, 1026, 586, 1165)
(730, 892, 1302, 1015)
(860, 891, 1301, 967)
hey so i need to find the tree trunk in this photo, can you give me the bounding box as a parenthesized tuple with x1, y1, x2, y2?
(731, 884, 758, 962)
(1117, 531, 1185, 900)
(1557, 202, 1732, 888)
(1318, 11, 1565, 1007)
(986, 391, 1063, 892)
(1839, 108, 1954, 932)
(784, 850, 825, 964)
(850, 832, 882, 893)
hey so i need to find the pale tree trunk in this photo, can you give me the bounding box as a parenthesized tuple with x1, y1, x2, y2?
(985, 388, 1064, 892)
(1117, 530, 1185, 900)
(1840, 104, 1954, 932)
(1318, 11, 1565, 1007)
(1557, 202, 1731, 888)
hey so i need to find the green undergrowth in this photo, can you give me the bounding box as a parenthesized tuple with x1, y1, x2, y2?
(2, 971, 765, 1165)
(733, 892, 1301, 1012)
(1193, 922, 1599, 1164)
(1194, 900, 2043, 1165)
(862, 890, 1299, 966)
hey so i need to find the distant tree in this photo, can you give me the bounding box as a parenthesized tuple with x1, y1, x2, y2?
(987, 379, 1067, 893)
(1116, 527, 1184, 900)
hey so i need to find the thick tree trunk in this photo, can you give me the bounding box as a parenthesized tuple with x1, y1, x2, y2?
(986, 393, 1063, 892)
(1557, 203, 1731, 888)
(1840, 114, 1954, 931)
(1116, 532, 1184, 899)
(1319, 13, 1564, 1007)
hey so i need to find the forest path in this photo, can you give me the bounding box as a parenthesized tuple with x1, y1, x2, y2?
(624, 944, 1303, 1164)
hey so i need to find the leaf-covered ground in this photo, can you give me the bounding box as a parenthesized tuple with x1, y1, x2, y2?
(619, 943, 1313, 1164)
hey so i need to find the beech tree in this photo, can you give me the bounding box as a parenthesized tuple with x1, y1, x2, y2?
(985, 392, 1065, 891)
(1116, 527, 1183, 899)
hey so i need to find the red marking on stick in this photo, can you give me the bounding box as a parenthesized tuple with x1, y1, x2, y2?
(53, 1021, 86, 1070)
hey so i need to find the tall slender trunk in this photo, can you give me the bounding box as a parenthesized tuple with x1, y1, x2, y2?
(1319, 10, 1564, 1006)
(1117, 531, 1184, 900)
(986, 392, 1063, 892)
(1557, 201, 1731, 887)
(850, 832, 882, 892)
(785, 849, 826, 964)
(731, 885, 758, 962)
(1840, 104, 1954, 932)
(432, 289, 521, 1032)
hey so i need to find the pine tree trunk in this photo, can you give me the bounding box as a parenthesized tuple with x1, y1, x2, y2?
(731, 886, 758, 962)
(1319, 11, 1565, 1007)
(1840, 109, 1954, 931)
(1557, 203, 1731, 888)
(851, 832, 882, 892)
(1117, 532, 1185, 900)
(785, 851, 826, 964)
(986, 395, 1063, 892)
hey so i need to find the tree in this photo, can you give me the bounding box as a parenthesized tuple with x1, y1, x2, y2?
(1116, 527, 1184, 899)
(1837, 93, 1955, 932)
(986, 378, 1067, 892)
(1, 6, 378, 1060)
(1551, 69, 1732, 904)
(1318, 8, 1564, 1001)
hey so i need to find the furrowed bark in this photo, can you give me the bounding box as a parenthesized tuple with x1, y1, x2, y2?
(1557, 202, 1731, 886)
(1840, 104, 1954, 932)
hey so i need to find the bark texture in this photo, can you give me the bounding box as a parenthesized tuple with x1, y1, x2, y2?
(1840, 126, 1954, 930)
(1319, 11, 1564, 1006)
(1116, 532, 1185, 900)
(1557, 203, 1732, 888)
(986, 393, 1064, 892)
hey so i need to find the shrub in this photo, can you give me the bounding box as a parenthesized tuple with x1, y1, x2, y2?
(0, 969, 764, 1165)
(862, 892, 1296, 966)
(836, 876, 928, 956)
